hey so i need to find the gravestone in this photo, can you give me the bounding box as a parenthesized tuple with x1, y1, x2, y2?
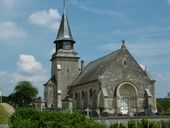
(85, 107, 91, 117)
(62, 96, 73, 112)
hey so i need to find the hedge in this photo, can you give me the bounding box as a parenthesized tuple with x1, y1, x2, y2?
(9, 109, 105, 128)
(9, 108, 170, 128)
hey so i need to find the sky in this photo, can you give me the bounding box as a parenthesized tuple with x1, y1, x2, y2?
(0, 0, 170, 98)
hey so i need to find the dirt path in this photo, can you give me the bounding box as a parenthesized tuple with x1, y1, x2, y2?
(0, 103, 15, 115)
(0, 124, 8, 128)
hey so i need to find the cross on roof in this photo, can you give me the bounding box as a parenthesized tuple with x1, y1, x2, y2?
(122, 40, 125, 44)
(121, 40, 126, 49)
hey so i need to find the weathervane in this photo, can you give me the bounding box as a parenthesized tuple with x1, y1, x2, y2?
(63, 0, 66, 11)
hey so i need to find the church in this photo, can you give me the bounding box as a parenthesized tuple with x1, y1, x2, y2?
(44, 7, 157, 116)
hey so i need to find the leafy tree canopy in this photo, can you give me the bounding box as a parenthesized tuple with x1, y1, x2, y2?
(9, 81, 38, 107)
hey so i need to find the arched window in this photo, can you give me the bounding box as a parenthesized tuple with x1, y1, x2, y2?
(75, 92, 78, 99)
(92, 90, 97, 108)
(84, 91, 88, 109)
(90, 89, 93, 98)
(82, 91, 84, 99)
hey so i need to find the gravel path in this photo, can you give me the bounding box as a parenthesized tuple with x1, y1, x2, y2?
(0, 103, 15, 115)
(0, 103, 14, 128)
(0, 124, 8, 128)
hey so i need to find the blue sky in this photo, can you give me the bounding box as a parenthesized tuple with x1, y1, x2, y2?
(0, 0, 170, 98)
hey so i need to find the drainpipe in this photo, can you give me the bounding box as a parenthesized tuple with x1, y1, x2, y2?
(81, 60, 84, 74)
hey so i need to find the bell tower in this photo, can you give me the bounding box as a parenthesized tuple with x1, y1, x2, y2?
(53, 9, 75, 51)
(50, 2, 80, 108)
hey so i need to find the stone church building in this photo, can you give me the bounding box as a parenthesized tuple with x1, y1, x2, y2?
(44, 8, 157, 115)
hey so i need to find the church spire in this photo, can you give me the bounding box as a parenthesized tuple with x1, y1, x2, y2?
(55, 0, 75, 43)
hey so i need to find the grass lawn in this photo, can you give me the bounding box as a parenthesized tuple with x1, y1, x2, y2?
(0, 105, 10, 124)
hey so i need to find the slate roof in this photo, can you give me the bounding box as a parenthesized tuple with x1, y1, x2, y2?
(72, 48, 122, 86)
(55, 10, 75, 42)
(44, 75, 57, 86)
(72, 44, 155, 87)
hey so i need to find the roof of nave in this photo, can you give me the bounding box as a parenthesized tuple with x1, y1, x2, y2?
(71, 42, 155, 87)
(72, 48, 121, 86)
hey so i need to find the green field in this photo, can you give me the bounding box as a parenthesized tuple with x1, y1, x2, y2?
(0, 105, 10, 124)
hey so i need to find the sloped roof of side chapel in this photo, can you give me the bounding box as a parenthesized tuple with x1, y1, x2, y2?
(44, 75, 57, 86)
(72, 42, 152, 86)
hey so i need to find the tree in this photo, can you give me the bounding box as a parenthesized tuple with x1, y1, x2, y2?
(9, 81, 38, 107)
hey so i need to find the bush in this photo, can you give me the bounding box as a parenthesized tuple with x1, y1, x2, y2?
(128, 120, 142, 128)
(110, 122, 126, 128)
(10, 108, 170, 128)
(9, 108, 106, 128)
(157, 98, 170, 116)
(10, 116, 36, 128)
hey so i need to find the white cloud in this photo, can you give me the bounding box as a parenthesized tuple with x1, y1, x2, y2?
(74, 4, 124, 18)
(70, 0, 78, 5)
(112, 26, 170, 39)
(10, 73, 48, 86)
(0, 70, 48, 96)
(155, 73, 170, 97)
(168, 0, 170, 4)
(128, 41, 170, 57)
(0, 0, 18, 8)
(98, 40, 170, 70)
(29, 8, 61, 30)
(0, 54, 48, 96)
(0, 71, 8, 76)
(98, 43, 116, 51)
(0, 21, 26, 40)
(99, 40, 170, 57)
(17, 54, 45, 74)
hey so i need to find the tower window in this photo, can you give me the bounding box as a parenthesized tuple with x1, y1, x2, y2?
(63, 42, 70, 50)
(57, 42, 63, 50)
(57, 64, 61, 70)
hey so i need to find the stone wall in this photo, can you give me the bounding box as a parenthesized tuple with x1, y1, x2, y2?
(99, 48, 157, 114)
(95, 116, 170, 126)
(69, 81, 100, 111)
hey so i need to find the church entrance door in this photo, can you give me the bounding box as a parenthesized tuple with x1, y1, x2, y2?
(120, 97, 129, 114)
(116, 82, 138, 115)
